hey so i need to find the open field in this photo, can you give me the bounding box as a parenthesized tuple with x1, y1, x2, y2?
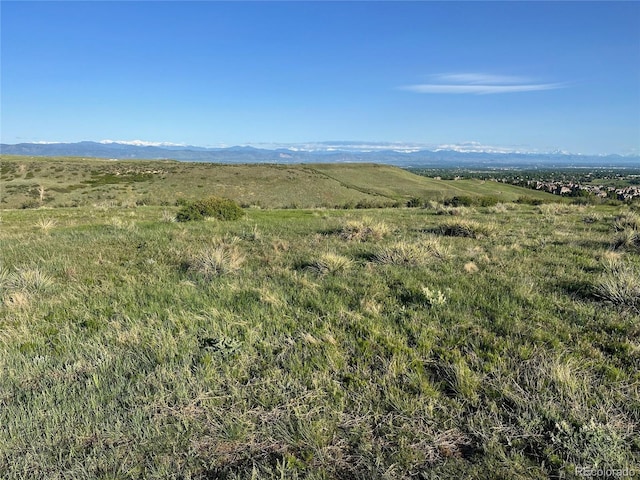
(1, 155, 556, 210)
(1, 157, 639, 478)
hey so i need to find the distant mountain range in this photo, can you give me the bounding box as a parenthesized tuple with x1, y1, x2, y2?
(2, 141, 639, 169)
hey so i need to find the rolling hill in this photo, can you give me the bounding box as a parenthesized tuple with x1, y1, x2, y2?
(1, 155, 556, 209)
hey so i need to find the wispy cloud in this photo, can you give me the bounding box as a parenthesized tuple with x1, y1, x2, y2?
(401, 73, 565, 95)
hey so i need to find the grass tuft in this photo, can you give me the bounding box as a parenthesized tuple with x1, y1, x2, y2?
(596, 262, 640, 312)
(437, 220, 494, 238)
(3, 290, 30, 309)
(339, 217, 390, 242)
(36, 217, 57, 232)
(537, 203, 570, 216)
(611, 228, 640, 252)
(582, 212, 601, 224)
(1, 267, 54, 294)
(613, 211, 640, 231)
(487, 202, 511, 213)
(373, 241, 436, 266)
(161, 210, 176, 223)
(422, 237, 451, 260)
(188, 241, 245, 278)
(307, 252, 353, 275)
(464, 261, 479, 274)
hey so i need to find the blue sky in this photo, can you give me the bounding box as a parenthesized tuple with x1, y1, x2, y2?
(2, 1, 639, 155)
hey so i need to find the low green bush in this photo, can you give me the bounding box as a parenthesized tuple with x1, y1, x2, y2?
(20, 199, 40, 209)
(406, 197, 423, 208)
(176, 196, 244, 222)
(516, 196, 551, 206)
(443, 195, 500, 207)
(444, 196, 474, 207)
(477, 196, 500, 207)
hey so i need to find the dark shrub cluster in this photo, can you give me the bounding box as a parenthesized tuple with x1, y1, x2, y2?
(176, 196, 244, 222)
(445, 196, 474, 207)
(406, 197, 423, 208)
(20, 199, 41, 209)
(443, 195, 500, 207)
(437, 220, 494, 238)
(516, 196, 551, 206)
(336, 199, 402, 209)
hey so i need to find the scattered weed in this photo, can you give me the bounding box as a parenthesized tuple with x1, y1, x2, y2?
(422, 286, 447, 306)
(161, 210, 176, 223)
(108, 216, 137, 232)
(36, 217, 57, 232)
(242, 223, 262, 241)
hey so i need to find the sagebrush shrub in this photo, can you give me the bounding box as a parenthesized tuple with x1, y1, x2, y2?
(445, 196, 474, 207)
(176, 196, 244, 222)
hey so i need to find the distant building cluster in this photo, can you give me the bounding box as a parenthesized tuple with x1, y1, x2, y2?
(521, 180, 640, 201)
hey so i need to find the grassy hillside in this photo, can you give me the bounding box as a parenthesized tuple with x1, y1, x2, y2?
(1, 155, 555, 209)
(1, 200, 639, 478)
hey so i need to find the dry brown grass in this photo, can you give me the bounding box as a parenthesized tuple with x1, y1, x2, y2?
(464, 261, 479, 274)
(338, 217, 390, 242)
(308, 252, 353, 275)
(612, 228, 640, 252)
(596, 261, 640, 312)
(36, 217, 57, 232)
(188, 240, 245, 278)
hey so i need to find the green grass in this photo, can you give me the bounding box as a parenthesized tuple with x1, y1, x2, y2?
(0, 155, 556, 209)
(1, 196, 639, 478)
